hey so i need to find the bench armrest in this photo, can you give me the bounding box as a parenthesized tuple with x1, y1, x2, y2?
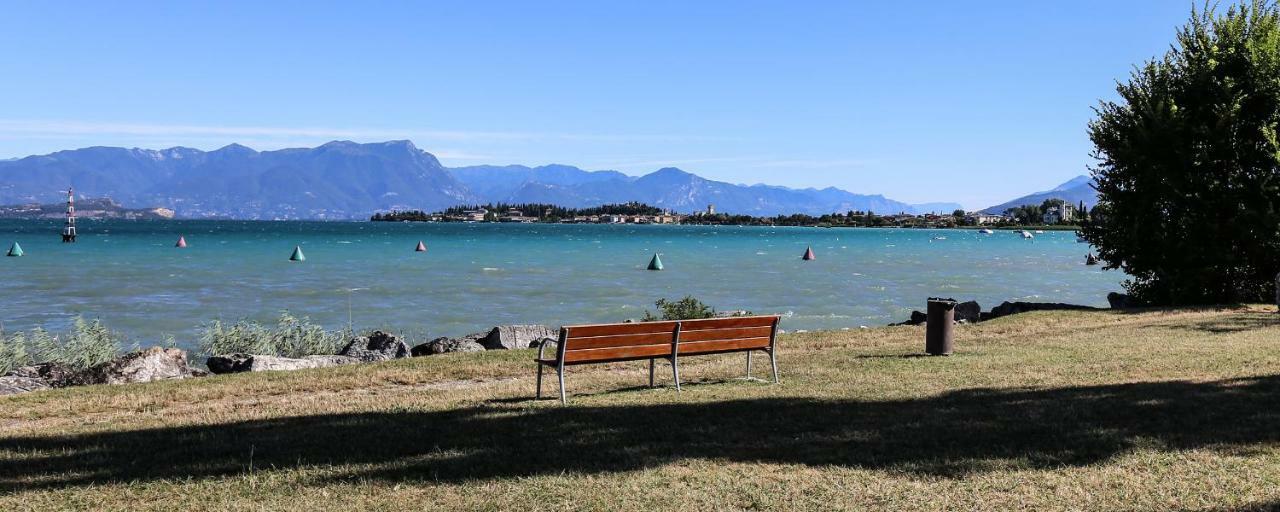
(536, 337, 558, 360)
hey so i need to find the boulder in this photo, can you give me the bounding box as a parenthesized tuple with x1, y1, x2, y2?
(981, 301, 1101, 321)
(480, 325, 558, 350)
(79, 347, 201, 385)
(412, 335, 486, 356)
(7, 362, 80, 387)
(339, 330, 411, 362)
(0, 376, 50, 395)
(891, 310, 928, 326)
(1107, 292, 1133, 310)
(246, 355, 360, 372)
(954, 301, 982, 323)
(206, 353, 253, 375)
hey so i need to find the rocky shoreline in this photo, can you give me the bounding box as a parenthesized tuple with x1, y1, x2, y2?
(889, 292, 1133, 326)
(2, 296, 1135, 396)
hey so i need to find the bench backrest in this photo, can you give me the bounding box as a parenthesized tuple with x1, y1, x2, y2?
(557, 315, 780, 364)
(675, 316, 779, 355)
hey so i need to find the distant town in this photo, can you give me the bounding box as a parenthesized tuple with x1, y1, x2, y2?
(371, 199, 1090, 228)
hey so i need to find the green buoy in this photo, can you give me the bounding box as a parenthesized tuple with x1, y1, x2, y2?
(6, 242, 22, 257)
(647, 253, 663, 271)
(289, 245, 305, 262)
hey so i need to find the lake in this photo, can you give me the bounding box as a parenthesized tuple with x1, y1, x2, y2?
(0, 220, 1123, 351)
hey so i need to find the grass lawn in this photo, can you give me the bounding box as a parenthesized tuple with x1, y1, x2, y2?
(2, 306, 1279, 511)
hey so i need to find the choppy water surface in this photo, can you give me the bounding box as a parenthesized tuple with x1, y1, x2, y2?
(1, 220, 1122, 350)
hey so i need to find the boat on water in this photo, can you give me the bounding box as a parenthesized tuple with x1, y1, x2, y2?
(979, 228, 994, 234)
(932, 236, 947, 241)
(1034, 230, 1045, 234)
(1020, 230, 1034, 239)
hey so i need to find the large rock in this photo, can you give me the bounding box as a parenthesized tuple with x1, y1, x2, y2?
(339, 331, 410, 362)
(480, 325, 558, 350)
(891, 310, 928, 326)
(1107, 292, 1133, 310)
(954, 301, 982, 323)
(79, 347, 201, 385)
(7, 362, 80, 387)
(0, 376, 51, 395)
(246, 355, 359, 372)
(412, 335, 486, 356)
(206, 353, 253, 375)
(981, 301, 1101, 321)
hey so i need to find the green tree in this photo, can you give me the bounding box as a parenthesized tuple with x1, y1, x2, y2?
(1083, 1, 1280, 304)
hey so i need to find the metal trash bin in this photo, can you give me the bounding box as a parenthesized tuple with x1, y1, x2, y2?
(926, 297, 956, 356)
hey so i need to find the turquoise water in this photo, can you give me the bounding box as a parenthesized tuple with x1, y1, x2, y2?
(0, 220, 1123, 350)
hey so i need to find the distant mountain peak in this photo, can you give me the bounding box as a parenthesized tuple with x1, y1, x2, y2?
(214, 143, 256, 154)
(983, 174, 1099, 213)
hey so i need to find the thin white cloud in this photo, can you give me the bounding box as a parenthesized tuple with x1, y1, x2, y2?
(599, 156, 877, 171)
(0, 119, 728, 144)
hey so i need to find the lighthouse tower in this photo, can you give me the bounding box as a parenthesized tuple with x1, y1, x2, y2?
(61, 187, 76, 243)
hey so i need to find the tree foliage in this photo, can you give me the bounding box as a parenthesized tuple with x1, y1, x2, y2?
(1084, 1, 1280, 305)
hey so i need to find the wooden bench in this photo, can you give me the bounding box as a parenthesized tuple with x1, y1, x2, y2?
(535, 315, 781, 403)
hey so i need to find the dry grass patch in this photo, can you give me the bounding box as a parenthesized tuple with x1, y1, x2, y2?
(2, 307, 1279, 511)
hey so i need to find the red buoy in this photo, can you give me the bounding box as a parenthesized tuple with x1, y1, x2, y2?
(175, 235, 187, 248)
(415, 240, 427, 252)
(802, 246, 815, 261)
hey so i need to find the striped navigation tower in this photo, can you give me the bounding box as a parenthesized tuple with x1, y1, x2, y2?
(61, 187, 77, 243)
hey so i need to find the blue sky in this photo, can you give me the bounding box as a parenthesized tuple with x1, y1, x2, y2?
(0, 1, 1191, 209)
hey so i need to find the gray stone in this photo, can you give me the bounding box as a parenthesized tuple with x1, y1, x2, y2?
(412, 335, 487, 356)
(1107, 292, 1133, 310)
(891, 310, 928, 326)
(246, 354, 360, 372)
(480, 325, 558, 350)
(206, 353, 253, 374)
(7, 362, 80, 387)
(339, 330, 411, 362)
(79, 347, 201, 385)
(954, 301, 982, 323)
(0, 376, 50, 395)
(981, 301, 1101, 321)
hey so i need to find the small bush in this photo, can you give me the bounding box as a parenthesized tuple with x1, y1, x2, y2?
(199, 312, 350, 358)
(0, 317, 122, 374)
(0, 330, 32, 376)
(642, 296, 718, 321)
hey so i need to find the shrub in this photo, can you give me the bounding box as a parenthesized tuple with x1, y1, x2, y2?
(1085, 2, 1280, 304)
(0, 330, 32, 376)
(199, 312, 350, 358)
(642, 296, 718, 321)
(0, 317, 122, 374)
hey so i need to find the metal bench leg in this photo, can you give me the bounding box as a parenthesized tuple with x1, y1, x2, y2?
(672, 356, 682, 392)
(536, 364, 544, 399)
(769, 349, 779, 384)
(746, 351, 753, 379)
(557, 363, 568, 404)
(649, 358, 656, 387)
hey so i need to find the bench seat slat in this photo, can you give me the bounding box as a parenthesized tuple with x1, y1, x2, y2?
(676, 325, 773, 342)
(678, 316, 777, 331)
(678, 337, 772, 355)
(566, 332, 678, 350)
(565, 321, 679, 338)
(562, 344, 673, 363)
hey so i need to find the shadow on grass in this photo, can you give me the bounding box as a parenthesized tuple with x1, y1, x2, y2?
(1, 375, 1278, 491)
(1168, 313, 1280, 334)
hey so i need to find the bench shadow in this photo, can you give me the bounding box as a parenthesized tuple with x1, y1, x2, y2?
(2, 375, 1278, 492)
(1169, 314, 1280, 334)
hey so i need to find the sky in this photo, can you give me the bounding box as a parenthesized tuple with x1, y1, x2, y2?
(0, 1, 1194, 209)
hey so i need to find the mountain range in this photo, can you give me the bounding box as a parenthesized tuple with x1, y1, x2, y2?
(0, 140, 967, 219)
(981, 174, 1098, 214)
